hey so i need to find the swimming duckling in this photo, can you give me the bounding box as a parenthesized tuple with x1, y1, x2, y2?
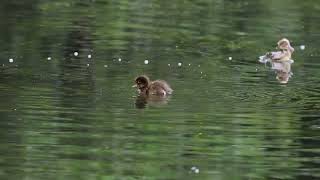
(270, 38, 294, 61)
(259, 38, 294, 63)
(133, 75, 173, 96)
(259, 38, 294, 84)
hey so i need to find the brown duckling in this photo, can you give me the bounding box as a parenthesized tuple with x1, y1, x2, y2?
(133, 75, 173, 96)
(259, 38, 294, 63)
(268, 38, 294, 61)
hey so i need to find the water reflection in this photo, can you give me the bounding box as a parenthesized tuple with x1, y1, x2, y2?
(259, 57, 293, 84)
(135, 94, 170, 109)
(272, 60, 293, 84)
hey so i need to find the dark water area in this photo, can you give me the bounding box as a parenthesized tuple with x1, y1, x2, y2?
(0, 0, 319, 179)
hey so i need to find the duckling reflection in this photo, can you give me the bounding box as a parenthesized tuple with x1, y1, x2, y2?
(133, 75, 173, 108)
(134, 93, 171, 109)
(259, 38, 294, 84)
(271, 60, 293, 84)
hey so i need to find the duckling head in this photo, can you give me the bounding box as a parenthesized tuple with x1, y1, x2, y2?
(133, 75, 150, 92)
(278, 38, 294, 52)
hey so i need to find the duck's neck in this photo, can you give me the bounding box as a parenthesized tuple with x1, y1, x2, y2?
(139, 87, 149, 94)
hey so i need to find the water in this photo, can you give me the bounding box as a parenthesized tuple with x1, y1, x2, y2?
(0, 0, 320, 179)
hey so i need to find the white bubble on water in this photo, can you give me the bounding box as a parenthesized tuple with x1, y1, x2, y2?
(198, 65, 201, 67)
(87, 64, 90, 67)
(144, 60, 149, 64)
(300, 45, 305, 50)
(88, 54, 92, 58)
(74, 52, 79, 56)
(188, 63, 191, 66)
(191, 166, 200, 174)
(178, 62, 182, 66)
(168, 63, 171, 66)
(228, 56, 232, 60)
(118, 58, 122, 62)
(104, 65, 108, 68)
(9, 58, 13, 63)
(47, 57, 51, 60)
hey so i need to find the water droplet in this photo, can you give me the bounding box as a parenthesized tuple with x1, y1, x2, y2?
(74, 52, 79, 56)
(198, 65, 201, 67)
(188, 63, 191, 66)
(144, 60, 149, 64)
(104, 65, 108, 68)
(87, 64, 90, 66)
(200, 72, 203, 74)
(88, 54, 92, 58)
(47, 57, 51, 60)
(228, 56, 232, 60)
(118, 58, 122, 62)
(191, 166, 200, 174)
(300, 45, 305, 50)
(168, 63, 171, 66)
(9, 58, 13, 63)
(178, 62, 182, 66)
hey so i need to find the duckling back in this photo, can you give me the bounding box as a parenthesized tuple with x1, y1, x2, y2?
(149, 80, 173, 96)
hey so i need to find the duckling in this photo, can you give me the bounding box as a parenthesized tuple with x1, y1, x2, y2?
(259, 38, 294, 63)
(268, 38, 294, 61)
(259, 38, 294, 84)
(133, 75, 173, 96)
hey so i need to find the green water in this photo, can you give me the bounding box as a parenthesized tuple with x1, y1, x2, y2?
(0, 0, 320, 179)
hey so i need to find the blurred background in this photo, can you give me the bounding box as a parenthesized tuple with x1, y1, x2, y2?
(0, 0, 319, 179)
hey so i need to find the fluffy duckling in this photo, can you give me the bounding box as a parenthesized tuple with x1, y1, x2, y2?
(268, 38, 294, 61)
(259, 38, 294, 63)
(133, 75, 173, 96)
(259, 38, 294, 84)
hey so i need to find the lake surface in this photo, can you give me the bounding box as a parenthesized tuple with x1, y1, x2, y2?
(0, 0, 320, 179)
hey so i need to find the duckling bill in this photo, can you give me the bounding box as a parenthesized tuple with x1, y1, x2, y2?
(133, 75, 173, 96)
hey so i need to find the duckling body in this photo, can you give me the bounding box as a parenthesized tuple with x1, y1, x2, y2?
(133, 75, 173, 96)
(149, 80, 173, 95)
